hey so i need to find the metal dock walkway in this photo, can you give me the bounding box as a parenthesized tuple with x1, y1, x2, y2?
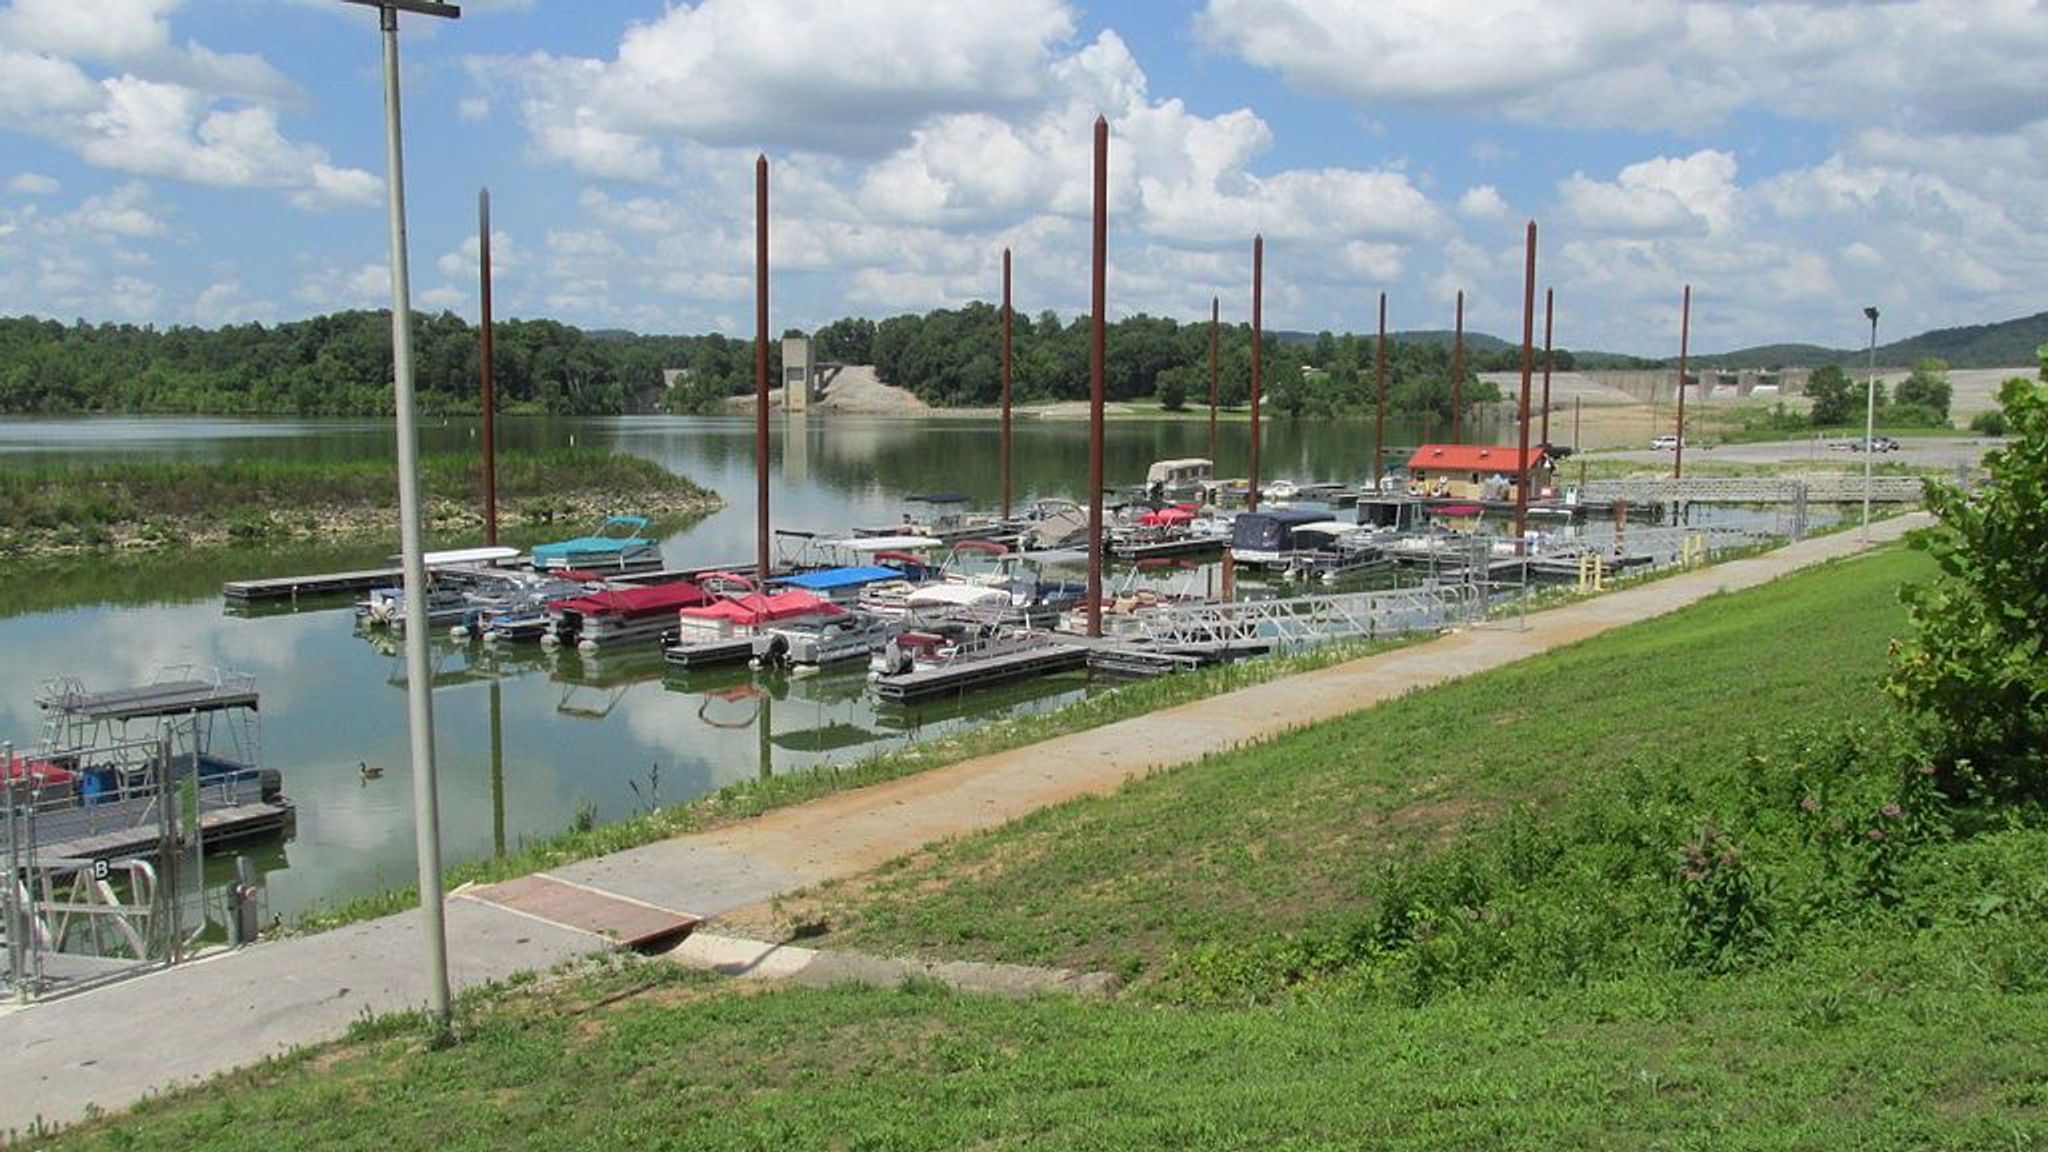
(870, 641, 1090, 701)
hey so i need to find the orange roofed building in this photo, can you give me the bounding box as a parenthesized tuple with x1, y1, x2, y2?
(1404, 444, 1555, 502)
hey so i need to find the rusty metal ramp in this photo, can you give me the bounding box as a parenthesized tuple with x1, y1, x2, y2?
(457, 874, 699, 951)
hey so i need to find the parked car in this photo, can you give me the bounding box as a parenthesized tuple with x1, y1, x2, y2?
(1846, 435, 1899, 453)
(1650, 434, 1681, 450)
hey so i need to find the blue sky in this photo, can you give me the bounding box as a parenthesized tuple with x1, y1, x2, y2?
(2, 0, 2044, 356)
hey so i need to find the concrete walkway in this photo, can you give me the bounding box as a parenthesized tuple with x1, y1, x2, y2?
(0, 515, 1926, 1134)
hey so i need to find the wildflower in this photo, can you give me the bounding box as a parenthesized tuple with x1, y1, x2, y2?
(1880, 803, 1903, 820)
(1866, 828, 1886, 842)
(1799, 795, 1820, 814)
(1919, 763, 1939, 777)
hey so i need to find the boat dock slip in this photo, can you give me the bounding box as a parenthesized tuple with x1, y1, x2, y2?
(25, 776, 292, 863)
(222, 545, 527, 604)
(870, 642, 1090, 702)
(223, 566, 405, 603)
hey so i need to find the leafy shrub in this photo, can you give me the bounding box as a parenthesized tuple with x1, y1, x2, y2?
(1888, 373, 2048, 802)
(1969, 409, 2007, 437)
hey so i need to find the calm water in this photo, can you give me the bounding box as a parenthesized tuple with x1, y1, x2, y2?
(0, 412, 1473, 922)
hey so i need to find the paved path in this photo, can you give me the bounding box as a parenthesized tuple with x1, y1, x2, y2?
(0, 514, 1927, 1134)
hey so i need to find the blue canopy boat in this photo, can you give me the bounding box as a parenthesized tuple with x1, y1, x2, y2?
(531, 515, 663, 573)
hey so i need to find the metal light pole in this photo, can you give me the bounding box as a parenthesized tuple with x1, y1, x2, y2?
(1863, 305, 1879, 541)
(343, 0, 457, 1033)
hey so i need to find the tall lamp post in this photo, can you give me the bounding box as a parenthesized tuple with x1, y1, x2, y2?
(343, 0, 458, 1034)
(1863, 305, 1879, 542)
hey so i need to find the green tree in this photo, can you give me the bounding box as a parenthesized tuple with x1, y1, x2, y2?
(1154, 363, 1196, 411)
(1887, 371, 2048, 801)
(1893, 357, 1953, 421)
(1805, 364, 1856, 426)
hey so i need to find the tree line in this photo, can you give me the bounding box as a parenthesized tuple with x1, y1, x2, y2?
(0, 312, 764, 416)
(839, 305, 1504, 421)
(1, 306, 1522, 420)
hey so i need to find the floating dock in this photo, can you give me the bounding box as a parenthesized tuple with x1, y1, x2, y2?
(23, 776, 293, 865)
(870, 641, 1090, 702)
(222, 566, 406, 604)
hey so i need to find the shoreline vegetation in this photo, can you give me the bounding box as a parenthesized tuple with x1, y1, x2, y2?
(0, 448, 720, 559)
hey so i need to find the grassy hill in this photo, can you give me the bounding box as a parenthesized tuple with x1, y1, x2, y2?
(1701, 311, 2048, 370)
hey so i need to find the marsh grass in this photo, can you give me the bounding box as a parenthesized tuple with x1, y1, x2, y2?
(0, 449, 711, 533)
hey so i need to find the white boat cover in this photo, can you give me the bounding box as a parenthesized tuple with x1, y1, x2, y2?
(905, 583, 1011, 609)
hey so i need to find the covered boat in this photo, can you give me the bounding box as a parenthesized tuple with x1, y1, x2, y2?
(543, 580, 710, 650)
(532, 515, 663, 573)
(663, 585, 846, 669)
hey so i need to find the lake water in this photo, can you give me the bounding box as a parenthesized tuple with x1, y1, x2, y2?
(0, 411, 1471, 922)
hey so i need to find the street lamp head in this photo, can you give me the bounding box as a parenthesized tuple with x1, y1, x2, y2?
(1864, 306, 1880, 324)
(340, 0, 461, 17)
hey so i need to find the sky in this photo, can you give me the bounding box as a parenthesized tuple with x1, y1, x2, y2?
(0, 0, 2044, 357)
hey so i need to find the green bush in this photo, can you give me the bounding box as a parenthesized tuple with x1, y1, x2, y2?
(1888, 373, 2048, 802)
(1969, 409, 2007, 437)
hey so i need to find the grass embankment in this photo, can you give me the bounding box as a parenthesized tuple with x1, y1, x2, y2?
(292, 632, 1429, 932)
(0, 449, 718, 557)
(39, 544, 2048, 1149)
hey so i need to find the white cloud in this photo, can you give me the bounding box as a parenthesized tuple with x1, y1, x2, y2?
(1458, 185, 1508, 221)
(1197, 1, 2048, 136)
(458, 96, 490, 122)
(67, 181, 166, 238)
(296, 261, 392, 312)
(1558, 150, 1739, 238)
(6, 172, 59, 195)
(437, 230, 521, 280)
(0, 2, 362, 211)
(192, 277, 269, 325)
(486, 0, 1079, 175)
(0, 0, 295, 101)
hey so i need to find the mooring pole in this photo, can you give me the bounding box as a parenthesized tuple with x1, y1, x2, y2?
(1249, 234, 1263, 512)
(1208, 295, 1220, 466)
(1374, 291, 1388, 491)
(1086, 116, 1108, 639)
(1514, 222, 1538, 549)
(478, 186, 497, 547)
(346, 0, 458, 1035)
(1540, 287, 1554, 450)
(754, 154, 771, 584)
(1451, 289, 1466, 443)
(1674, 284, 1691, 481)
(1001, 247, 1013, 522)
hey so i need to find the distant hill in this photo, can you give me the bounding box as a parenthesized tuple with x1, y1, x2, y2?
(1697, 312, 2048, 370)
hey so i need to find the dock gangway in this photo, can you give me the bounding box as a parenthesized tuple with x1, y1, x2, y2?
(1102, 582, 1486, 654)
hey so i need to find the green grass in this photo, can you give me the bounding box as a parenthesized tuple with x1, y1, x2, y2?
(291, 631, 1428, 932)
(796, 548, 1934, 976)
(35, 936, 2045, 1150)
(0, 448, 712, 535)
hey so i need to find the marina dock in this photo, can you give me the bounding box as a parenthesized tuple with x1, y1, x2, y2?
(870, 641, 1091, 701)
(223, 566, 405, 604)
(20, 776, 293, 864)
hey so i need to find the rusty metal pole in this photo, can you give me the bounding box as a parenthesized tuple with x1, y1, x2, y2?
(1514, 221, 1537, 549)
(1451, 289, 1465, 443)
(1674, 284, 1691, 481)
(1086, 116, 1107, 639)
(1373, 291, 1388, 491)
(1249, 234, 1263, 512)
(754, 154, 770, 584)
(478, 186, 497, 547)
(1208, 296, 1219, 465)
(1540, 287, 1554, 450)
(1001, 247, 1013, 521)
